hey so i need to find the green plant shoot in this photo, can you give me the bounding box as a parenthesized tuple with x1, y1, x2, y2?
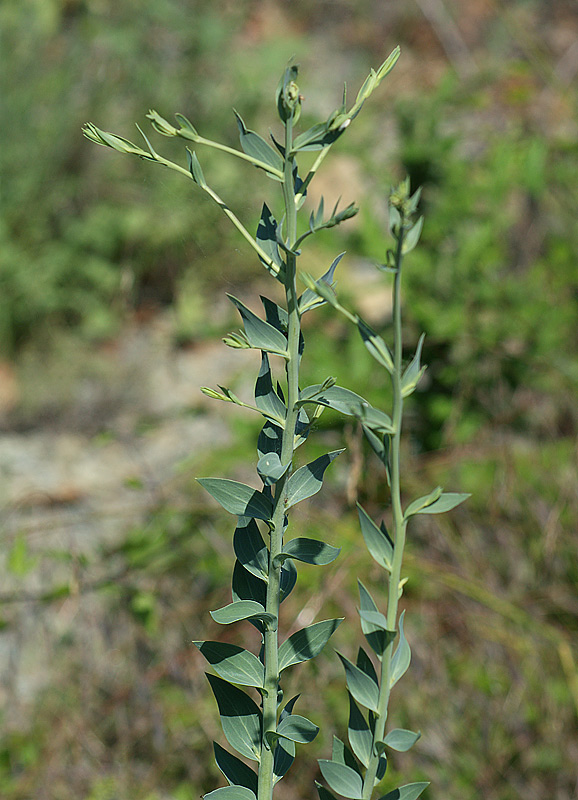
(84, 44, 470, 800)
(305, 179, 469, 800)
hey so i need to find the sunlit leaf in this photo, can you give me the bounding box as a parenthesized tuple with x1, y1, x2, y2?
(228, 295, 288, 356)
(390, 611, 411, 687)
(357, 504, 393, 572)
(286, 450, 344, 509)
(347, 694, 372, 768)
(278, 619, 343, 672)
(233, 518, 268, 581)
(234, 110, 283, 174)
(318, 760, 363, 800)
(337, 652, 379, 712)
(378, 782, 430, 800)
(198, 478, 273, 521)
(204, 787, 256, 800)
(276, 714, 319, 743)
(383, 728, 421, 752)
(210, 600, 275, 628)
(206, 674, 261, 761)
(275, 538, 340, 567)
(194, 641, 265, 688)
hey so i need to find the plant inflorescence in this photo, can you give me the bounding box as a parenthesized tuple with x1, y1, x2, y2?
(84, 47, 468, 800)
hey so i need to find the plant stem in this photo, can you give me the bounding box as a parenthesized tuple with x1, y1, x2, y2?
(258, 112, 300, 800)
(362, 229, 406, 800)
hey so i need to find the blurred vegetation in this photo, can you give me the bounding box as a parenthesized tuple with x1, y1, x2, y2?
(1, 1, 578, 799)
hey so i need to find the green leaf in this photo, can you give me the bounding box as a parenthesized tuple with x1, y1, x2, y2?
(347, 694, 372, 768)
(357, 504, 393, 572)
(401, 216, 424, 255)
(378, 782, 430, 800)
(204, 786, 256, 800)
(401, 334, 426, 398)
(356, 646, 379, 685)
(390, 611, 411, 687)
(257, 453, 290, 485)
(257, 421, 283, 460)
(194, 641, 265, 688)
(213, 742, 258, 792)
(198, 478, 273, 521)
(273, 738, 295, 783)
(358, 581, 396, 658)
(383, 728, 421, 752)
(255, 353, 286, 421)
(286, 450, 344, 509)
(186, 148, 207, 188)
(280, 558, 297, 603)
(275, 538, 340, 567)
(210, 600, 275, 628)
(318, 761, 363, 800)
(234, 110, 283, 174)
(206, 674, 262, 762)
(414, 492, 471, 516)
(298, 253, 344, 314)
(404, 488, 470, 519)
(292, 122, 343, 152)
(337, 652, 379, 712)
(228, 295, 288, 356)
(362, 426, 390, 472)
(232, 561, 267, 608)
(332, 735, 361, 772)
(233, 518, 268, 581)
(352, 404, 394, 435)
(403, 486, 443, 518)
(175, 112, 199, 137)
(278, 619, 343, 672)
(256, 204, 284, 277)
(357, 319, 394, 372)
(298, 385, 369, 417)
(276, 714, 319, 743)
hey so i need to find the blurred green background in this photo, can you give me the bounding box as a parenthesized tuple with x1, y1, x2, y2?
(1, 1, 577, 799)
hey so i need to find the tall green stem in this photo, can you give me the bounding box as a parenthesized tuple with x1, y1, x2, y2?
(361, 230, 406, 800)
(257, 112, 301, 800)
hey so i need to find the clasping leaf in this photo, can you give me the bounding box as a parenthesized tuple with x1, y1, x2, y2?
(257, 204, 285, 279)
(337, 652, 380, 712)
(228, 295, 289, 357)
(210, 599, 276, 628)
(401, 333, 426, 398)
(194, 641, 265, 688)
(234, 110, 284, 176)
(318, 760, 363, 800)
(204, 787, 256, 800)
(278, 618, 343, 672)
(357, 504, 394, 572)
(383, 728, 421, 752)
(213, 742, 258, 793)
(198, 478, 273, 521)
(206, 674, 262, 762)
(390, 611, 411, 687)
(274, 538, 340, 567)
(378, 782, 430, 800)
(286, 450, 344, 510)
(404, 487, 470, 520)
(358, 580, 396, 658)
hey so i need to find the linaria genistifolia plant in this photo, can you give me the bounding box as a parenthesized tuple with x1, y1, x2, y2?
(84, 47, 468, 800)
(303, 179, 469, 800)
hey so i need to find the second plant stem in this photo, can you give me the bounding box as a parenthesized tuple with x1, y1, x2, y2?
(258, 113, 300, 800)
(362, 230, 407, 800)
